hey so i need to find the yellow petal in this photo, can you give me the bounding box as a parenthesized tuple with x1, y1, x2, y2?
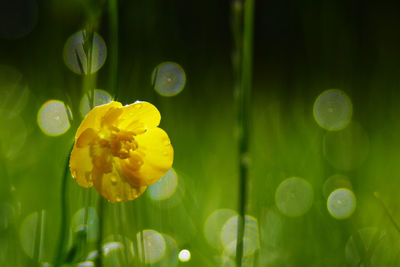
(122, 127, 173, 186)
(76, 128, 97, 148)
(117, 102, 161, 131)
(69, 145, 93, 188)
(93, 159, 147, 203)
(75, 101, 122, 141)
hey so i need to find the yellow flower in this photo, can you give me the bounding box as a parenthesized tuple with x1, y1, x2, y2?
(69, 101, 173, 203)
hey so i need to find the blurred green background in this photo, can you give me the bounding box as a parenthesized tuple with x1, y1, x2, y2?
(2, 0, 400, 266)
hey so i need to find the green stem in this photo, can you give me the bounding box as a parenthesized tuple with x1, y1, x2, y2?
(108, 0, 119, 99)
(95, 197, 105, 267)
(54, 144, 74, 266)
(234, 0, 255, 266)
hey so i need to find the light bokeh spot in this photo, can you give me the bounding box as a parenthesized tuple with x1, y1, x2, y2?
(275, 177, 314, 217)
(327, 188, 356, 219)
(161, 234, 179, 267)
(204, 209, 237, 249)
(76, 262, 94, 267)
(313, 89, 352, 131)
(71, 207, 99, 242)
(137, 229, 166, 264)
(323, 174, 353, 199)
(323, 122, 369, 170)
(79, 89, 112, 117)
(19, 211, 46, 260)
(152, 62, 186, 96)
(178, 249, 191, 262)
(0, 115, 27, 159)
(221, 215, 260, 257)
(63, 30, 107, 75)
(37, 100, 71, 136)
(147, 168, 178, 201)
(0, 65, 30, 118)
(103, 235, 135, 266)
(102, 242, 126, 267)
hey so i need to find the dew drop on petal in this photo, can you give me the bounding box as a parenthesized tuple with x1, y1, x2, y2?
(152, 62, 186, 97)
(37, 100, 71, 136)
(313, 89, 352, 131)
(110, 176, 118, 185)
(275, 177, 314, 217)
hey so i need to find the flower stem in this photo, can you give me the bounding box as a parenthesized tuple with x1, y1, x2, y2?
(54, 144, 74, 266)
(233, 0, 255, 265)
(95, 197, 105, 267)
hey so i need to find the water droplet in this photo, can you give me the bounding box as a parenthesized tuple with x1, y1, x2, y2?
(110, 176, 117, 185)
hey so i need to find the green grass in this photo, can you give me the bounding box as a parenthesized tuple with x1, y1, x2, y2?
(2, 0, 400, 266)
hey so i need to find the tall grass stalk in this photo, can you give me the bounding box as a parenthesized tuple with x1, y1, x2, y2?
(95, 197, 105, 267)
(232, 0, 255, 265)
(95, 1, 120, 266)
(54, 145, 73, 266)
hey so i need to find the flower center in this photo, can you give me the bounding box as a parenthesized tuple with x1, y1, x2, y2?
(78, 126, 141, 175)
(108, 128, 138, 159)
